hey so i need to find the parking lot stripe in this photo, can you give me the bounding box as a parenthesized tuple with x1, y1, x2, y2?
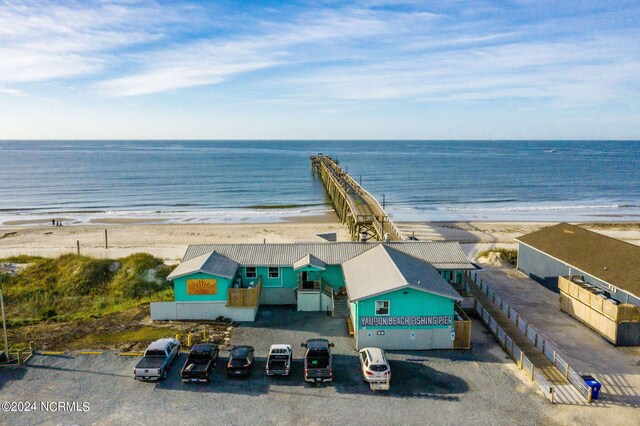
(78, 351, 104, 355)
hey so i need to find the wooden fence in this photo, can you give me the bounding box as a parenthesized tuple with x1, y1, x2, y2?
(227, 276, 262, 308)
(453, 305, 471, 349)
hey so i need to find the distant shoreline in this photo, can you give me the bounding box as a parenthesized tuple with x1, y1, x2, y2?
(0, 209, 338, 227)
(3, 209, 640, 228)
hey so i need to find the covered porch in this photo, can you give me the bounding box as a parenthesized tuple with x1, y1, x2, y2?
(294, 254, 334, 312)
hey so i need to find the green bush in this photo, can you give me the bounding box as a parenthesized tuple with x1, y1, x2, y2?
(37, 307, 57, 320)
(109, 253, 172, 298)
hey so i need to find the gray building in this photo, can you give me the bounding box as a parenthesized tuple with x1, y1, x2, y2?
(516, 222, 640, 306)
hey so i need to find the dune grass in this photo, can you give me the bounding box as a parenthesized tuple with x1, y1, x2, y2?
(0, 253, 174, 323)
(0, 255, 45, 263)
(67, 326, 184, 350)
(477, 247, 518, 265)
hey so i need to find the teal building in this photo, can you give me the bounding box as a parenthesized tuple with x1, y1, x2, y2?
(153, 242, 474, 350)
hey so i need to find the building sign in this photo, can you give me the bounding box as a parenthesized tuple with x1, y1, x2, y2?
(187, 279, 217, 295)
(360, 315, 452, 327)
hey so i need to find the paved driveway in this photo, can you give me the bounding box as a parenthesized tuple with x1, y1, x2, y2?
(476, 266, 640, 414)
(1, 306, 626, 425)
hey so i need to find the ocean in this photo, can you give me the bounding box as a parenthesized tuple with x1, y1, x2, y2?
(1, 140, 639, 225)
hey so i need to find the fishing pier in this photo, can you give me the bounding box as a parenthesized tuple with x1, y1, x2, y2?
(311, 154, 404, 241)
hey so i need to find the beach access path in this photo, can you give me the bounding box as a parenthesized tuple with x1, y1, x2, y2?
(476, 266, 640, 410)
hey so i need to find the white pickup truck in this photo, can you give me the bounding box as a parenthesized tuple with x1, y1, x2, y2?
(265, 344, 292, 376)
(134, 338, 180, 381)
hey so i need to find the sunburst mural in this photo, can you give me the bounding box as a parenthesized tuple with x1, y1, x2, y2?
(187, 279, 217, 295)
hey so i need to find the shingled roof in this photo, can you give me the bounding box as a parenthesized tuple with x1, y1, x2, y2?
(516, 222, 640, 297)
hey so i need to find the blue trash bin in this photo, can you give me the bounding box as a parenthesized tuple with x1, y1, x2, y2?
(581, 375, 601, 400)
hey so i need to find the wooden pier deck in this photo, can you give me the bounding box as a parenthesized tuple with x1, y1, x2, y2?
(311, 155, 404, 241)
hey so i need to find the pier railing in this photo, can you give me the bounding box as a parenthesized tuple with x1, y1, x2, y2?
(311, 154, 404, 241)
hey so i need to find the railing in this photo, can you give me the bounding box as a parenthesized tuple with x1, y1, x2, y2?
(358, 185, 404, 241)
(317, 156, 403, 241)
(298, 278, 321, 291)
(318, 159, 362, 215)
(227, 275, 262, 307)
(468, 271, 593, 403)
(320, 280, 333, 297)
(320, 279, 335, 315)
(474, 296, 555, 402)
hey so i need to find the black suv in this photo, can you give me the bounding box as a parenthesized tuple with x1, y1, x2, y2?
(226, 345, 255, 377)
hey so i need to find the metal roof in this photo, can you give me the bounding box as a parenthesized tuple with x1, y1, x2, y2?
(293, 254, 326, 271)
(167, 250, 239, 280)
(516, 222, 640, 298)
(342, 245, 463, 302)
(182, 242, 473, 271)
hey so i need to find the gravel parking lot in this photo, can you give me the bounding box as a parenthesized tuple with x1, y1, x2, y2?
(0, 306, 623, 426)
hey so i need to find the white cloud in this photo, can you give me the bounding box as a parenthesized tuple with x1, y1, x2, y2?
(0, 86, 26, 96)
(0, 0, 187, 83)
(0, 0, 638, 116)
(99, 7, 391, 96)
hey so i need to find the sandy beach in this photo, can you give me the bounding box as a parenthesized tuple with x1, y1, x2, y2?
(1, 219, 639, 262)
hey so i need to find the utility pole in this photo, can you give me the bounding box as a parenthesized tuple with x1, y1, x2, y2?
(382, 194, 386, 210)
(0, 289, 9, 361)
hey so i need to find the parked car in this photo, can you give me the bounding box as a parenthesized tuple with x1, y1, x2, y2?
(266, 344, 292, 376)
(301, 339, 334, 383)
(134, 338, 180, 381)
(226, 345, 255, 377)
(358, 347, 391, 391)
(180, 343, 219, 383)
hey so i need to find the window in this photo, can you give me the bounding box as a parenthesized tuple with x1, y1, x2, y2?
(245, 267, 256, 278)
(375, 300, 390, 316)
(268, 267, 279, 278)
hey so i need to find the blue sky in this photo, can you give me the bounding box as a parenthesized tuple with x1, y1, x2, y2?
(0, 0, 638, 139)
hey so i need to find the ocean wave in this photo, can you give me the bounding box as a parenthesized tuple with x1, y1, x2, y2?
(438, 204, 625, 212)
(244, 203, 330, 210)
